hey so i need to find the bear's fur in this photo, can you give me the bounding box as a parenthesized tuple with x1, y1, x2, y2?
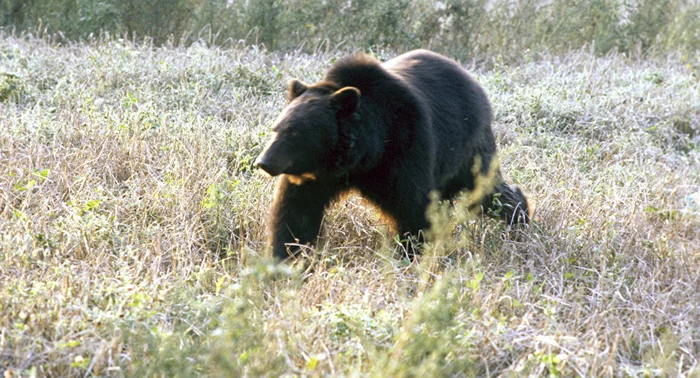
(255, 50, 530, 260)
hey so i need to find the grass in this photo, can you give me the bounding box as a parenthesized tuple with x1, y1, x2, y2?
(0, 33, 698, 376)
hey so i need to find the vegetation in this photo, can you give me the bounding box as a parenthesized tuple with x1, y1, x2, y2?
(1, 1, 699, 376)
(1, 0, 700, 61)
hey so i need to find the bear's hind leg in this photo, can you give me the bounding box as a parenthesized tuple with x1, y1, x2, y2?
(444, 161, 530, 225)
(482, 182, 530, 225)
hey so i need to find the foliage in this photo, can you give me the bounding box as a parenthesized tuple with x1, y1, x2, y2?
(1, 0, 699, 60)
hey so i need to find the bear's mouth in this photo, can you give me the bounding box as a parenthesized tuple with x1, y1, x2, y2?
(255, 158, 318, 185)
(286, 173, 317, 185)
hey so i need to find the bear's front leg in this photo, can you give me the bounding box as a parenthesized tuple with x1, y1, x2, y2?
(268, 176, 340, 260)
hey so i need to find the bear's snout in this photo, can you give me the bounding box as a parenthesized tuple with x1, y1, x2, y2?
(255, 155, 284, 176)
(256, 135, 293, 176)
(255, 148, 291, 177)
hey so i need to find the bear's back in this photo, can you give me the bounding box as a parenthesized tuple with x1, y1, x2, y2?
(383, 50, 496, 182)
(383, 50, 492, 133)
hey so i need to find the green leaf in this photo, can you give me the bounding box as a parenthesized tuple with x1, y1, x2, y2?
(215, 276, 225, 296)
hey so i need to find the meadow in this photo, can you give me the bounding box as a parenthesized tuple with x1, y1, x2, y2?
(0, 31, 699, 376)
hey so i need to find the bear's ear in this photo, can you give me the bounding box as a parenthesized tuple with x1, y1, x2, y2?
(330, 87, 361, 117)
(288, 79, 308, 100)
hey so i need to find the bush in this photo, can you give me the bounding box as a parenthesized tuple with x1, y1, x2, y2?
(2, 0, 699, 60)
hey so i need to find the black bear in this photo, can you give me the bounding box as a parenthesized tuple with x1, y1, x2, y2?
(255, 50, 530, 260)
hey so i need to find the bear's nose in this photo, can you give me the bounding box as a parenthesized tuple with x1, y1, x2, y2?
(255, 156, 284, 177)
(255, 158, 273, 175)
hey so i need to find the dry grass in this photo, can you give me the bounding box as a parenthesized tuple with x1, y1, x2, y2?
(0, 34, 698, 377)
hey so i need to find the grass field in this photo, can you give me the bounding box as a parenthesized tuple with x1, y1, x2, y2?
(1, 34, 699, 376)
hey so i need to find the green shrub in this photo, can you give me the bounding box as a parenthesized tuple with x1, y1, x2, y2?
(2, 0, 699, 60)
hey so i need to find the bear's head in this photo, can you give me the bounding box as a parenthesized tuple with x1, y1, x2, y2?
(255, 79, 361, 181)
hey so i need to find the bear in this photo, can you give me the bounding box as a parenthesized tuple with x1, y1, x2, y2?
(255, 49, 530, 260)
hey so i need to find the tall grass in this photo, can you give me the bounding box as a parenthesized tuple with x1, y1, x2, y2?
(2, 0, 700, 60)
(0, 32, 698, 376)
